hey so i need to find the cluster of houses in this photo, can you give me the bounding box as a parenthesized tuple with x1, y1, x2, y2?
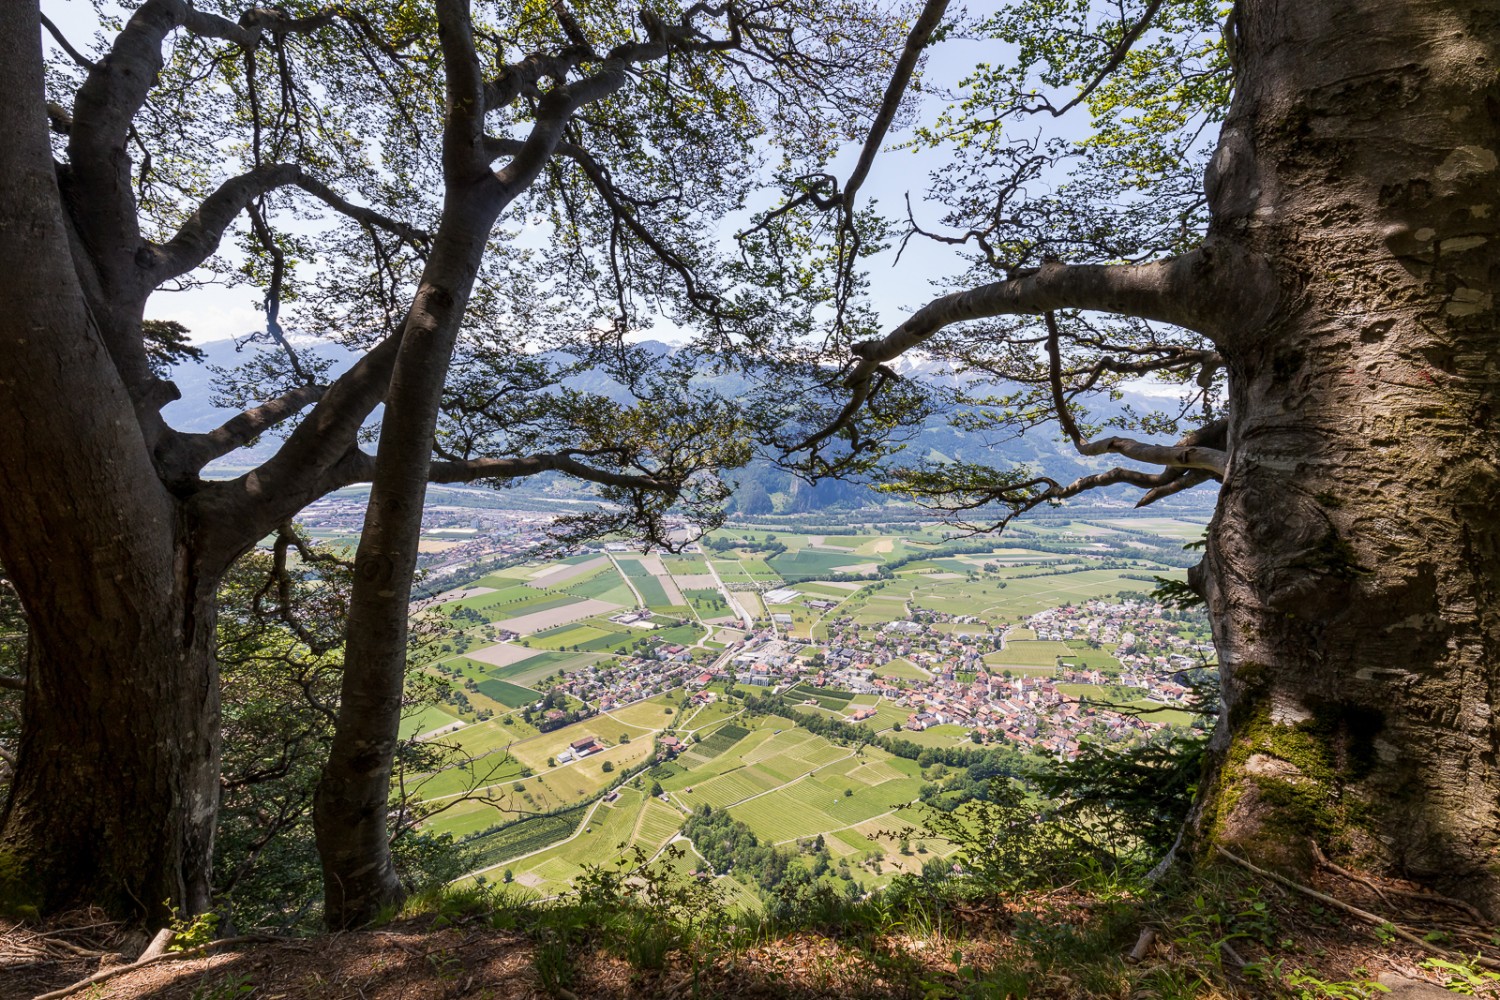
(677, 600, 1204, 757)
(534, 647, 705, 715)
(1024, 600, 1212, 672)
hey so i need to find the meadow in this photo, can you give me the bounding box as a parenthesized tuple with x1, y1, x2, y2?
(410, 513, 1208, 896)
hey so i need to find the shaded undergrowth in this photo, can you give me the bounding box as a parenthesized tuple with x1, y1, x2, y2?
(373, 838, 1488, 1000)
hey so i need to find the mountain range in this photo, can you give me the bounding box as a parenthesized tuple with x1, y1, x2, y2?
(162, 337, 1218, 514)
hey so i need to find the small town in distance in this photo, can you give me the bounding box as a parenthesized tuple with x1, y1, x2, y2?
(298, 489, 1213, 903)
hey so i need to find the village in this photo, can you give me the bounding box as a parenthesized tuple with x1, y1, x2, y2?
(496, 594, 1209, 763)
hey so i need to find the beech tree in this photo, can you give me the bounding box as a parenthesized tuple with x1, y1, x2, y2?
(766, 1, 1500, 909)
(0, 0, 899, 921)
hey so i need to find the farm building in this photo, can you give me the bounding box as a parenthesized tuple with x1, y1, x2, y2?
(569, 736, 605, 757)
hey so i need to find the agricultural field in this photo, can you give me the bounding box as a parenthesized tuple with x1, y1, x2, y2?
(985, 639, 1077, 667)
(474, 678, 539, 708)
(614, 555, 684, 608)
(561, 564, 637, 605)
(662, 554, 710, 575)
(436, 682, 1172, 894)
(874, 657, 929, 681)
(710, 559, 754, 584)
(683, 587, 736, 620)
(399, 704, 463, 740)
(768, 549, 874, 579)
(440, 582, 581, 622)
(408, 513, 1209, 898)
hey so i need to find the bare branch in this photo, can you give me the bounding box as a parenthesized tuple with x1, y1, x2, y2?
(39, 12, 97, 71)
(1138, 469, 1214, 506)
(175, 383, 327, 472)
(428, 451, 673, 491)
(489, 135, 721, 311)
(844, 0, 949, 207)
(1045, 312, 1226, 476)
(151, 163, 427, 285)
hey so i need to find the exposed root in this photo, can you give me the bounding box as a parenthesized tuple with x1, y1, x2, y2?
(1216, 847, 1500, 970)
(32, 934, 293, 1000)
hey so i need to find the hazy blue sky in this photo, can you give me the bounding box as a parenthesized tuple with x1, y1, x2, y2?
(39, 1, 1032, 347)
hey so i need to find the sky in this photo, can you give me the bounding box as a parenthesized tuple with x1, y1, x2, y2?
(38, 1, 1193, 407)
(37, 1, 1030, 346)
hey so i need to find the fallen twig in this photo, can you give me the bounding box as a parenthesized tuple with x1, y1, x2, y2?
(1216, 847, 1500, 970)
(31, 934, 289, 1000)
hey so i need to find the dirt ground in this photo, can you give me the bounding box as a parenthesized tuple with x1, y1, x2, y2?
(3, 865, 1493, 1000)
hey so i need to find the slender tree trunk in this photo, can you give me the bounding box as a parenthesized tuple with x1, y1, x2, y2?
(1190, 0, 1500, 909)
(0, 2, 222, 920)
(314, 186, 501, 928)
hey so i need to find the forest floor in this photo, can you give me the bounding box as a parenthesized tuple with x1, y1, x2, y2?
(2, 864, 1493, 999)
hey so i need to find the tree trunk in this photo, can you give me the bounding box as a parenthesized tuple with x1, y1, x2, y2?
(314, 186, 501, 928)
(0, 1, 222, 920)
(0, 575, 221, 920)
(1190, 0, 1500, 909)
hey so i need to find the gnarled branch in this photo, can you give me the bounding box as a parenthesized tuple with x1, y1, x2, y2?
(791, 246, 1270, 457)
(151, 163, 427, 285)
(1046, 312, 1227, 478)
(174, 383, 328, 473)
(428, 451, 672, 492)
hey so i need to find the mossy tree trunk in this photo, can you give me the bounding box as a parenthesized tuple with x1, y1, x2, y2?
(1188, 0, 1500, 908)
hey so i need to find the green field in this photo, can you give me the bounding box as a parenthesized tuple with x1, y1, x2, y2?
(786, 683, 854, 711)
(985, 639, 1075, 667)
(739, 557, 782, 581)
(710, 560, 753, 583)
(413, 516, 1209, 893)
(475, 678, 539, 707)
(399, 704, 462, 739)
(442, 583, 581, 623)
(563, 565, 635, 605)
(663, 555, 710, 574)
(634, 577, 672, 606)
(683, 587, 734, 619)
(875, 657, 929, 681)
(466, 804, 589, 871)
(614, 558, 675, 606)
(768, 549, 873, 579)
(491, 650, 599, 687)
(528, 623, 617, 650)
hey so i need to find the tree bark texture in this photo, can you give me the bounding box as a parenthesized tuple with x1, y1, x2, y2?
(1190, 0, 1500, 909)
(313, 184, 502, 928)
(0, 2, 220, 919)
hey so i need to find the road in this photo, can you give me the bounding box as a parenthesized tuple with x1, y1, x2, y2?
(699, 545, 756, 629)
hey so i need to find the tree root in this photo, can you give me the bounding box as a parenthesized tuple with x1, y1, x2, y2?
(1127, 927, 1156, 963)
(31, 934, 290, 1000)
(1310, 842, 1393, 909)
(1216, 847, 1500, 970)
(1309, 842, 1490, 925)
